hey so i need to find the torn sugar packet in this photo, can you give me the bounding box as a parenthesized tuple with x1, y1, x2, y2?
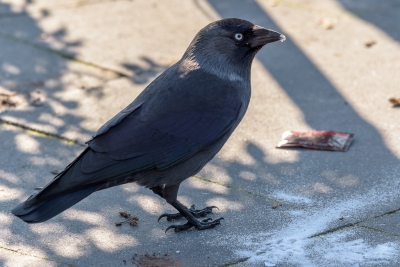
(277, 131, 355, 152)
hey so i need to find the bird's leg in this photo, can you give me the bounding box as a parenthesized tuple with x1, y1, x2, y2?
(151, 186, 217, 221)
(151, 186, 192, 220)
(153, 185, 223, 232)
(150, 186, 164, 198)
(165, 199, 224, 232)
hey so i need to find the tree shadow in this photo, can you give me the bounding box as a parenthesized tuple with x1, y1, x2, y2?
(336, 0, 400, 43)
(0, 3, 92, 139)
(122, 56, 169, 85)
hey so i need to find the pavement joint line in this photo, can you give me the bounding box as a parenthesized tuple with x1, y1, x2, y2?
(0, 118, 86, 146)
(193, 175, 298, 207)
(309, 222, 356, 238)
(359, 207, 400, 223)
(0, 31, 130, 79)
(356, 224, 400, 239)
(310, 208, 400, 238)
(0, 244, 78, 267)
(217, 257, 250, 267)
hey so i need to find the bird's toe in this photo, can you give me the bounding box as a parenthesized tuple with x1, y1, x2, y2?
(164, 217, 224, 233)
(158, 205, 218, 222)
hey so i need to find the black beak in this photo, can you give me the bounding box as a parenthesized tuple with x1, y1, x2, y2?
(249, 25, 285, 48)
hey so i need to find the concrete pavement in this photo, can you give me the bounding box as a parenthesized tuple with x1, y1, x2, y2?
(1, 0, 400, 266)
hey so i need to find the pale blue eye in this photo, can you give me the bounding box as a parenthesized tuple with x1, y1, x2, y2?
(234, 33, 243, 41)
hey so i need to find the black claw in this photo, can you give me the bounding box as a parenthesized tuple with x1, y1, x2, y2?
(158, 213, 183, 222)
(165, 217, 224, 233)
(158, 213, 168, 222)
(165, 225, 175, 233)
(165, 222, 193, 233)
(194, 217, 224, 230)
(193, 206, 218, 217)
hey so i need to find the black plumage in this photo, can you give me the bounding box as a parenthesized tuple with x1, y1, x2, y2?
(12, 18, 285, 231)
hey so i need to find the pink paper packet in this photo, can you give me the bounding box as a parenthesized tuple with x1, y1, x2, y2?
(277, 131, 355, 152)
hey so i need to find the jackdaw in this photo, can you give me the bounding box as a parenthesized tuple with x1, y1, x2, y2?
(12, 18, 285, 232)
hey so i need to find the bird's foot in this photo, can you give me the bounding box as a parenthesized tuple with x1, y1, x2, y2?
(158, 205, 218, 221)
(160, 199, 223, 232)
(165, 217, 224, 232)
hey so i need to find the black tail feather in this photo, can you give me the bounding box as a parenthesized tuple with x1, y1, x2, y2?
(12, 184, 101, 223)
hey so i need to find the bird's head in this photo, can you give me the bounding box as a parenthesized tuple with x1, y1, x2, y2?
(181, 18, 285, 82)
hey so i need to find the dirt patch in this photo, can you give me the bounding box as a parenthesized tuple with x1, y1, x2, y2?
(131, 253, 181, 267)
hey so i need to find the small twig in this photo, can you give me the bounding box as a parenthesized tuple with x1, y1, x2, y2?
(115, 211, 139, 226)
(389, 97, 400, 107)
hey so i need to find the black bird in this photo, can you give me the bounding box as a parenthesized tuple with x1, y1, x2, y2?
(12, 18, 285, 232)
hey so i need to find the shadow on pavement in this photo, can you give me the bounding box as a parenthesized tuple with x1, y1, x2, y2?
(336, 0, 400, 42)
(122, 56, 169, 85)
(0, 1, 95, 139)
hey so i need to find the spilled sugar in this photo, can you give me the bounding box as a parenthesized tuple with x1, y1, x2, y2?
(237, 226, 399, 267)
(272, 191, 312, 204)
(227, 187, 400, 267)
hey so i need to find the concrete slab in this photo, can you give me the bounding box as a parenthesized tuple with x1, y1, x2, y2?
(0, 0, 400, 266)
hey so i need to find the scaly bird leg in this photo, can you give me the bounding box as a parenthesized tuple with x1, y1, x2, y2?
(150, 185, 223, 232)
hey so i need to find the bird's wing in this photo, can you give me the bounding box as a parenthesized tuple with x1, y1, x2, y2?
(84, 105, 238, 174)
(89, 99, 144, 140)
(79, 61, 247, 180)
